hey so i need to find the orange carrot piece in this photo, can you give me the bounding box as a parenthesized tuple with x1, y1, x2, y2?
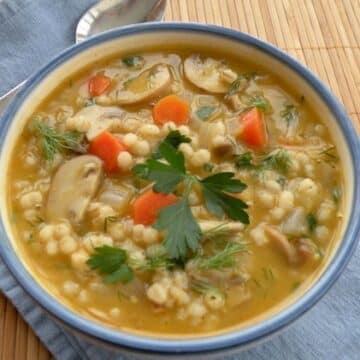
(236, 108, 267, 149)
(89, 131, 127, 172)
(152, 95, 190, 126)
(132, 189, 178, 225)
(88, 74, 111, 97)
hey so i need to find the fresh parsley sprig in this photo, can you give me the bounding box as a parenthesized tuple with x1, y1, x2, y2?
(86, 246, 134, 284)
(152, 130, 191, 159)
(133, 139, 249, 260)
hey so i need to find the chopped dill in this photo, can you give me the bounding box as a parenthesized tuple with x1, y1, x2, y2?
(234, 152, 255, 169)
(33, 119, 84, 162)
(245, 94, 271, 112)
(332, 187, 341, 205)
(190, 279, 221, 295)
(226, 72, 257, 97)
(319, 145, 337, 161)
(306, 213, 317, 234)
(195, 242, 246, 270)
(262, 149, 292, 174)
(280, 104, 298, 127)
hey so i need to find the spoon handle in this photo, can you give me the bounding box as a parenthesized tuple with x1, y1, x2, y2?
(0, 81, 25, 117)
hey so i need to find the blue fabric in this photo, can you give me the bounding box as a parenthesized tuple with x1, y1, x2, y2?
(0, 1, 359, 359)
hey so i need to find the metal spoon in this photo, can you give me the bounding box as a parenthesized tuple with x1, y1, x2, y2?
(0, 0, 167, 113)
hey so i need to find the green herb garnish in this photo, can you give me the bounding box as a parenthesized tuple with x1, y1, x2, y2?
(234, 152, 254, 169)
(133, 143, 249, 259)
(262, 149, 292, 174)
(200, 172, 249, 223)
(190, 279, 221, 295)
(122, 55, 144, 68)
(203, 163, 214, 172)
(34, 120, 83, 162)
(196, 106, 216, 121)
(307, 213, 317, 234)
(195, 242, 246, 270)
(246, 94, 270, 112)
(152, 130, 191, 159)
(332, 187, 341, 205)
(87, 246, 133, 284)
(319, 145, 337, 161)
(227, 72, 257, 97)
(280, 104, 298, 127)
(234, 149, 291, 175)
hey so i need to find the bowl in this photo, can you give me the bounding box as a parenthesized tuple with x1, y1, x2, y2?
(0, 22, 359, 359)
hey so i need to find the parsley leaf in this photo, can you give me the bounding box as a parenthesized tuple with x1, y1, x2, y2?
(196, 106, 216, 121)
(133, 142, 186, 193)
(154, 195, 202, 259)
(152, 130, 191, 159)
(200, 173, 249, 223)
(86, 246, 133, 284)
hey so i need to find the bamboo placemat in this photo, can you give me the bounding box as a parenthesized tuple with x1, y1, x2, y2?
(1, 0, 359, 358)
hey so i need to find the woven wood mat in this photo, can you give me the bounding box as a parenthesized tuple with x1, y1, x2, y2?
(1, 1, 359, 359)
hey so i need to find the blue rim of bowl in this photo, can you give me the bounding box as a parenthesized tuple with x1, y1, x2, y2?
(0, 22, 359, 354)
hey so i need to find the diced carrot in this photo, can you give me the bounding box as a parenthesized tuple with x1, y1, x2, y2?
(236, 108, 267, 149)
(88, 74, 111, 97)
(89, 131, 127, 172)
(152, 95, 190, 126)
(132, 189, 178, 225)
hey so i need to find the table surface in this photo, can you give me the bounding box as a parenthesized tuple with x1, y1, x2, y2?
(1, 0, 359, 359)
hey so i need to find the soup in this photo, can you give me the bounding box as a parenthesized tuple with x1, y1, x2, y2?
(7, 50, 343, 335)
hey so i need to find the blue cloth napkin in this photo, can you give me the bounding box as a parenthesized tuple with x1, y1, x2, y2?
(0, 1, 359, 359)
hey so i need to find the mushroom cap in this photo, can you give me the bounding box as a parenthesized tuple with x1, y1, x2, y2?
(69, 105, 125, 141)
(46, 155, 103, 225)
(113, 64, 171, 105)
(184, 55, 230, 94)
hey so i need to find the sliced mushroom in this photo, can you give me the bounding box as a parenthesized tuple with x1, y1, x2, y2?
(46, 155, 103, 225)
(264, 225, 299, 265)
(112, 64, 171, 105)
(211, 136, 236, 158)
(69, 105, 125, 141)
(184, 55, 233, 94)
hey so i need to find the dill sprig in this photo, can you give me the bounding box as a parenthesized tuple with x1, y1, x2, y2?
(245, 94, 270, 112)
(190, 279, 221, 295)
(226, 72, 257, 97)
(134, 255, 175, 272)
(261, 149, 292, 174)
(234, 149, 292, 175)
(195, 242, 246, 270)
(280, 104, 298, 127)
(34, 119, 83, 162)
(319, 145, 337, 161)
